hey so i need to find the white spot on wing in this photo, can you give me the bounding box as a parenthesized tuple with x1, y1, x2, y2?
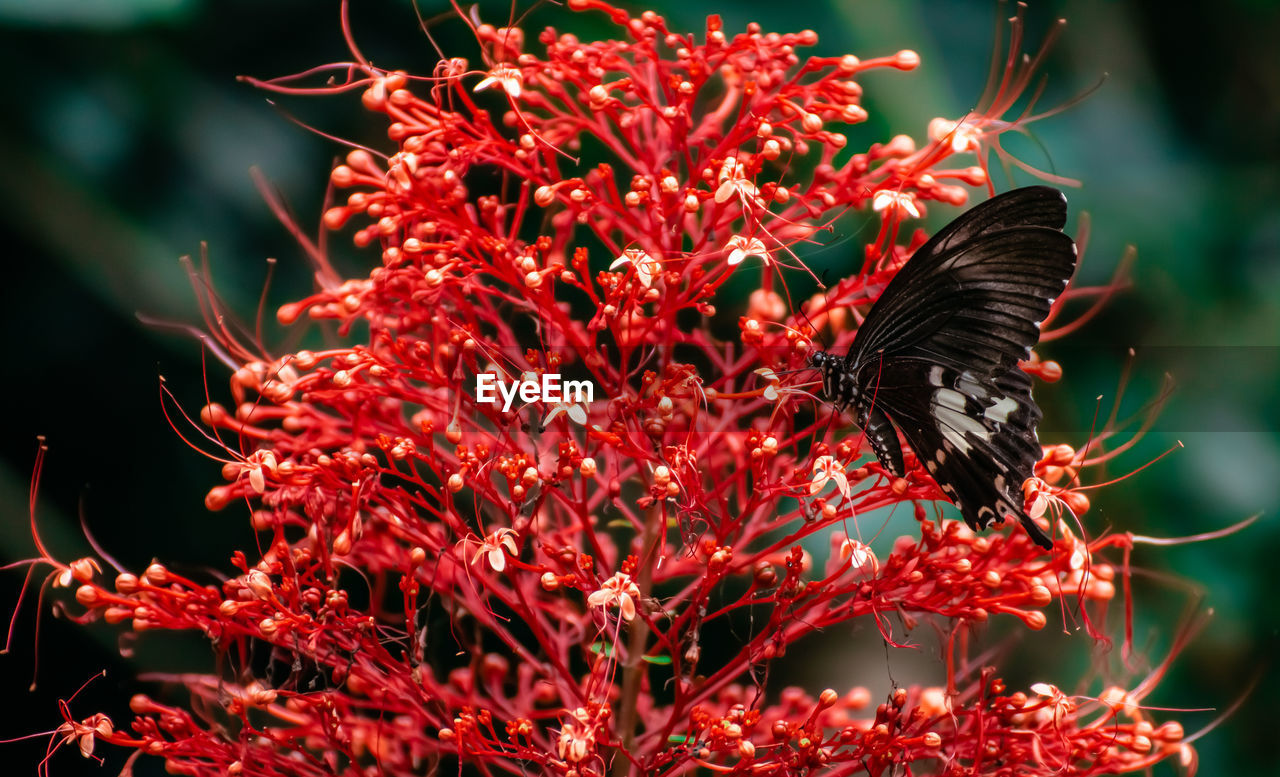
(956, 371, 989, 401)
(938, 422, 972, 453)
(933, 388, 990, 453)
(977, 505, 996, 525)
(936, 388, 967, 413)
(928, 366, 945, 387)
(985, 395, 1019, 424)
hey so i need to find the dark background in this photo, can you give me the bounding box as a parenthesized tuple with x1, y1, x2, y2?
(1, 1, 1275, 775)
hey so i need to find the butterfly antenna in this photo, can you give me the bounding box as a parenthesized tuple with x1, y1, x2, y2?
(768, 366, 815, 378)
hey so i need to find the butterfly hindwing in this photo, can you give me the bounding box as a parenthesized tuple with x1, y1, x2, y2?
(859, 359, 1050, 546)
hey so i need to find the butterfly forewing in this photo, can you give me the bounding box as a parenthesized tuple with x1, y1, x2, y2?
(821, 186, 1076, 549)
(927, 184, 1067, 249)
(854, 226, 1075, 373)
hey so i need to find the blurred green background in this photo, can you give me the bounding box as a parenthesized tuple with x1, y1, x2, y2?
(0, 1, 1275, 775)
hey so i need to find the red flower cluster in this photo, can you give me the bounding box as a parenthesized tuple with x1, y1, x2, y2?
(17, 2, 1200, 775)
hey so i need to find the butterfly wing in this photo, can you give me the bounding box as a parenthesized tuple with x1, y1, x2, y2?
(863, 359, 1051, 546)
(846, 187, 1076, 548)
(852, 186, 1071, 370)
(857, 185, 1066, 315)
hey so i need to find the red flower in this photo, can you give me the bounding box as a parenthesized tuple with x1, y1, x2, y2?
(14, 3, 1209, 776)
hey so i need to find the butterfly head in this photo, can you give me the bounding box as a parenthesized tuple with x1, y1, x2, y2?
(807, 349, 859, 410)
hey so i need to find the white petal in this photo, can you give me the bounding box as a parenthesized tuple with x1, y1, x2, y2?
(634, 264, 655, 288)
(715, 180, 736, 204)
(833, 472, 850, 498)
(249, 467, 266, 495)
(809, 474, 826, 496)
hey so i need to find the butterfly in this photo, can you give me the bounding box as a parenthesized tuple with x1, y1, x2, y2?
(809, 186, 1076, 549)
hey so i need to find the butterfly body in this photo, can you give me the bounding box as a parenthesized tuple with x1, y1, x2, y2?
(811, 186, 1076, 549)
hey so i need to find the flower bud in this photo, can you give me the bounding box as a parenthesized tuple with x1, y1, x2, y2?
(245, 570, 274, 600)
(75, 585, 99, 606)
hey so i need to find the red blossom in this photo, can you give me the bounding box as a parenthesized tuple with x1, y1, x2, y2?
(11, 3, 1209, 776)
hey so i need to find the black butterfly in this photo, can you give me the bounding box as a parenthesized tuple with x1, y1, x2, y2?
(810, 186, 1076, 549)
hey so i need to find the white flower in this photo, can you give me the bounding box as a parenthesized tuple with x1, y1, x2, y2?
(470, 528, 519, 572)
(57, 714, 113, 759)
(753, 367, 781, 401)
(543, 401, 589, 426)
(809, 455, 851, 499)
(587, 571, 641, 621)
(871, 189, 921, 218)
(1031, 682, 1075, 727)
(714, 157, 759, 205)
(556, 708, 597, 763)
(236, 450, 280, 495)
(609, 248, 661, 288)
(928, 117, 982, 153)
(54, 557, 101, 588)
(725, 235, 769, 267)
(474, 64, 523, 98)
(838, 539, 877, 574)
